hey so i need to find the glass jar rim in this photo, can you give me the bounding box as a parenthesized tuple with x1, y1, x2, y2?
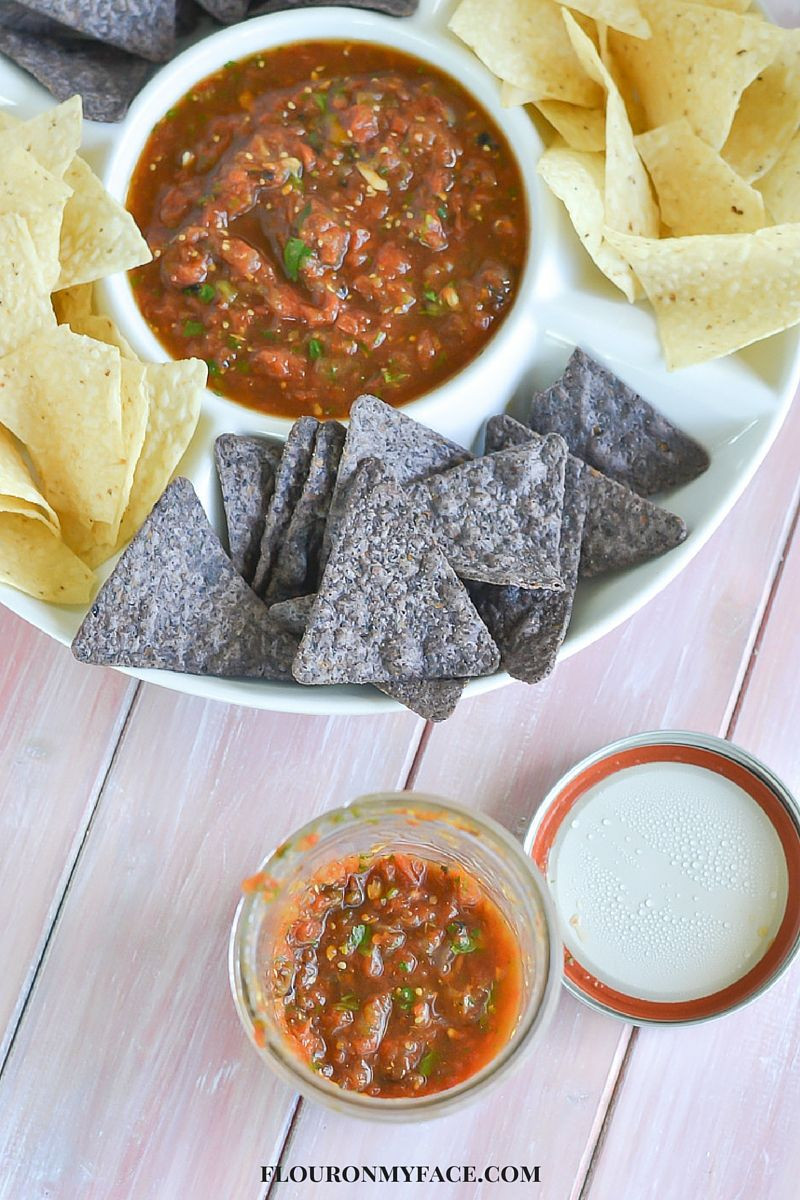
(229, 791, 562, 1120)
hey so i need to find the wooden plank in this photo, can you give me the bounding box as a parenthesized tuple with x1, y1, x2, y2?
(0, 610, 135, 1064)
(584, 515, 800, 1200)
(273, 397, 800, 1200)
(0, 687, 422, 1200)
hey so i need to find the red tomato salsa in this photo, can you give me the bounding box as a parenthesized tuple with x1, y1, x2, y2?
(127, 41, 527, 420)
(270, 851, 522, 1097)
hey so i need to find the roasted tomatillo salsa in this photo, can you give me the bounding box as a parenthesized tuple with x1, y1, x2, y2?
(270, 851, 522, 1097)
(128, 41, 527, 419)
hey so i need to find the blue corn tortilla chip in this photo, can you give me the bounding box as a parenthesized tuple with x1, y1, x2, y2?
(487, 412, 688, 576)
(581, 469, 687, 576)
(270, 593, 464, 720)
(214, 434, 282, 584)
(251, 415, 318, 598)
(528, 348, 709, 496)
(250, 0, 417, 13)
(197, 0, 250, 20)
(22, 0, 177, 63)
(323, 394, 471, 565)
(470, 457, 587, 685)
(408, 439, 567, 589)
(0, 29, 153, 122)
(293, 460, 499, 687)
(71, 478, 298, 678)
(265, 420, 345, 604)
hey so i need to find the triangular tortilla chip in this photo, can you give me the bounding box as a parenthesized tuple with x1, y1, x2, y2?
(0, 510, 93, 604)
(58, 156, 151, 289)
(265, 420, 345, 604)
(528, 347, 709, 494)
(0, 145, 71, 290)
(0, 424, 59, 532)
(537, 145, 640, 300)
(72, 478, 297, 678)
(409, 441, 567, 589)
(116, 358, 205, 549)
(293, 461, 499, 686)
(214, 434, 283, 583)
(270, 593, 465, 720)
(581, 468, 687, 574)
(0, 326, 126, 524)
(722, 31, 800, 182)
(251, 416, 318, 597)
(0, 95, 82, 179)
(534, 100, 606, 152)
(323, 394, 471, 563)
(448, 0, 603, 107)
(636, 119, 765, 235)
(608, 2, 780, 150)
(605, 224, 800, 369)
(0, 212, 55, 356)
(562, 10, 659, 238)
(555, 0, 650, 40)
(756, 132, 800, 224)
(471, 456, 588, 685)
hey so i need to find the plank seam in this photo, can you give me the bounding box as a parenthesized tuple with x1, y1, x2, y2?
(0, 680, 143, 1080)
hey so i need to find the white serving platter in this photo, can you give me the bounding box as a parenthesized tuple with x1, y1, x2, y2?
(0, 0, 798, 715)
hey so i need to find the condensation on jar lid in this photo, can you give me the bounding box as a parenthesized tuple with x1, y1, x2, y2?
(525, 732, 800, 1025)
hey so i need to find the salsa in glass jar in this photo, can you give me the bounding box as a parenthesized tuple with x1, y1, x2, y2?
(268, 850, 522, 1097)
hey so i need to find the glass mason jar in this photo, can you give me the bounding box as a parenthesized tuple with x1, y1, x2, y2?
(229, 792, 560, 1121)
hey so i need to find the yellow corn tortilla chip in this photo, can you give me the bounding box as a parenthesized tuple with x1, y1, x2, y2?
(757, 132, 800, 224)
(563, 10, 658, 237)
(538, 145, 640, 301)
(687, 0, 752, 11)
(67, 313, 138, 360)
(116, 358, 206, 550)
(0, 326, 127, 524)
(60, 359, 150, 566)
(555, 0, 650, 39)
(52, 282, 94, 325)
(58, 156, 151, 290)
(635, 119, 765, 235)
(0, 96, 82, 180)
(605, 224, 800, 369)
(449, 0, 603, 107)
(0, 213, 56, 356)
(608, 2, 780, 150)
(0, 145, 71, 290)
(534, 100, 606, 151)
(0, 511, 94, 604)
(0, 424, 59, 532)
(721, 32, 800, 182)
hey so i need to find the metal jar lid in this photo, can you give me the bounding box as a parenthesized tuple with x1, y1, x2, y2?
(524, 730, 800, 1026)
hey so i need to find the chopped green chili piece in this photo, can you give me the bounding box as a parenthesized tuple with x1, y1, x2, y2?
(183, 319, 204, 336)
(313, 92, 328, 114)
(448, 922, 480, 955)
(283, 237, 312, 282)
(197, 282, 216, 303)
(423, 287, 438, 303)
(394, 986, 416, 1010)
(334, 993, 360, 1012)
(437, 204, 448, 221)
(398, 960, 411, 973)
(205, 359, 221, 377)
(308, 337, 324, 361)
(381, 365, 409, 385)
(419, 1051, 438, 1078)
(346, 923, 367, 953)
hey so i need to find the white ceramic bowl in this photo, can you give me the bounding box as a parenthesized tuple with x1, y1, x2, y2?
(98, 3, 544, 446)
(1, 0, 799, 716)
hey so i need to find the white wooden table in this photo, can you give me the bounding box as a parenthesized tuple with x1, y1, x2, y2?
(1, 380, 799, 1198)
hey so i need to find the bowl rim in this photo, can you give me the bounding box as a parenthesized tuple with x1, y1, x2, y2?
(99, 5, 545, 438)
